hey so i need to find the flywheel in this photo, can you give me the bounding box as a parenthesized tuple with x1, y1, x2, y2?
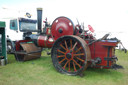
(51, 35, 91, 75)
(51, 17, 75, 40)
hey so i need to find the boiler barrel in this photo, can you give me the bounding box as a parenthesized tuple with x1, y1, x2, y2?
(29, 34, 54, 48)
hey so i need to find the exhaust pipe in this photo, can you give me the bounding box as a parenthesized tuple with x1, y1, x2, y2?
(37, 8, 43, 34)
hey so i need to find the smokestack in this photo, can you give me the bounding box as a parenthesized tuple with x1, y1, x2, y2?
(37, 8, 43, 34)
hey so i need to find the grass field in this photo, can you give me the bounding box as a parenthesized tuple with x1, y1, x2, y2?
(0, 50, 128, 85)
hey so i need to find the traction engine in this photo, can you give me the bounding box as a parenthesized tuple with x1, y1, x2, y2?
(14, 8, 121, 75)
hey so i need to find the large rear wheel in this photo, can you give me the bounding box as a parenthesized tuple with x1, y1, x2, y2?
(51, 35, 90, 75)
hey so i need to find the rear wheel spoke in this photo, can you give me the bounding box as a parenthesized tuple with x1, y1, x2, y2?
(73, 59, 82, 68)
(76, 57, 84, 62)
(73, 61, 77, 71)
(60, 44, 67, 51)
(74, 47, 82, 53)
(73, 53, 84, 56)
(63, 60, 69, 69)
(64, 40, 68, 50)
(57, 49, 65, 54)
(57, 55, 65, 58)
(59, 58, 66, 64)
(72, 42, 77, 50)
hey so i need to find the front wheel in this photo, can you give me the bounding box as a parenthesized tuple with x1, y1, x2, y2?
(7, 42, 13, 53)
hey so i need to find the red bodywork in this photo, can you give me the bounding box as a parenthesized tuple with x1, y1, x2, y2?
(87, 40, 118, 68)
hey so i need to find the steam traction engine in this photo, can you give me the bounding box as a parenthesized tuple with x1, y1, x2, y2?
(14, 8, 120, 75)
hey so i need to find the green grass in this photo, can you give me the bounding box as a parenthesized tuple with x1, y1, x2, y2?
(0, 50, 128, 85)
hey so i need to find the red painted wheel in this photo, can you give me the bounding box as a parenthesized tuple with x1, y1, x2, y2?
(51, 17, 75, 40)
(51, 35, 90, 75)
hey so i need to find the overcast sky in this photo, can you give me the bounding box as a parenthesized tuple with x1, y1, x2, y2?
(0, 0, 128, 48)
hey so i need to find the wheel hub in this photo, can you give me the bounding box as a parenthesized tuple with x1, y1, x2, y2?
(58, 28, 63, 33)
(66, 53, 72, 59)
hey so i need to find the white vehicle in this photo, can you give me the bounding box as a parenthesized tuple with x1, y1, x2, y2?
(3, 17, 37, 53)
(0, 7, 38, 53)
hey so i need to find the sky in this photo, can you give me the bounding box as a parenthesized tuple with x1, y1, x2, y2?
(0, 0, 128, 49)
